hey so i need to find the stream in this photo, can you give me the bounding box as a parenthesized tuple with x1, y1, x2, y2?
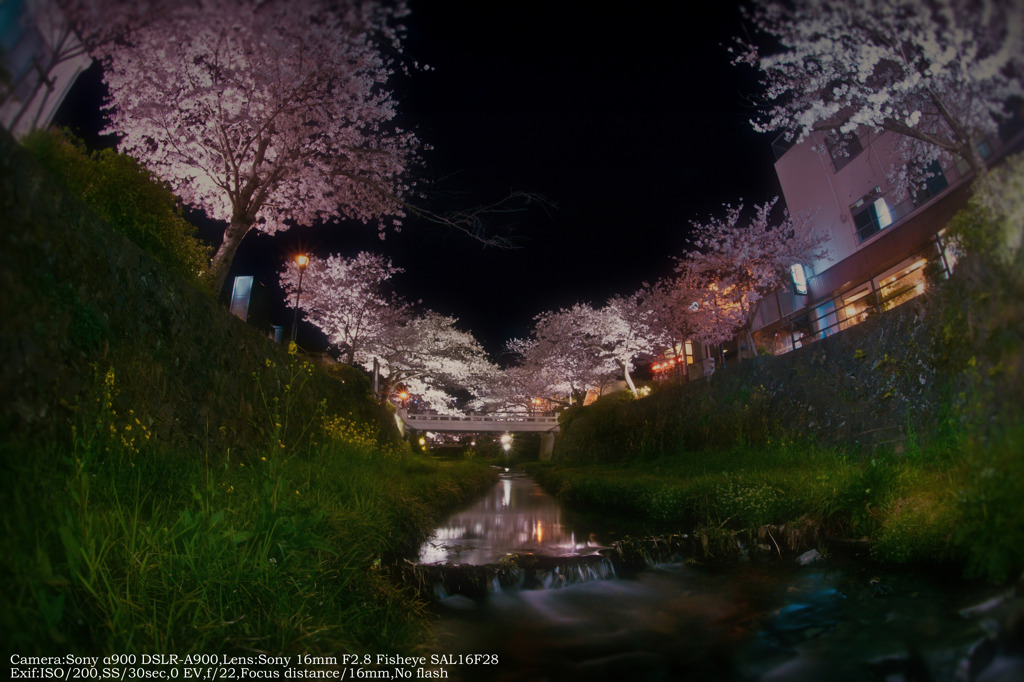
(413, 469, 1023, 681)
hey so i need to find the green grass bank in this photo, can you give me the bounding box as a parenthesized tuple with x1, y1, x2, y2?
(0, 130, 497, 654)
(529, 424, 1022, 582)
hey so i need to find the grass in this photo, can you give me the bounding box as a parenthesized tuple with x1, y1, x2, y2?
(0, 360, 496, 655)
(526, 423, 1024, 583)
(529, 442, 858, 528)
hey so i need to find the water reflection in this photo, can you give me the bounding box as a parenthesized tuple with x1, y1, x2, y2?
(418, 471, 605, 565)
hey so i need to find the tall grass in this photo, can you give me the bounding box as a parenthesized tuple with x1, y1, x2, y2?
(0, 359, 496, 655)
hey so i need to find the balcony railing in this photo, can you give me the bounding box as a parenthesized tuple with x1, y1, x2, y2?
(759, 236, 952, 356)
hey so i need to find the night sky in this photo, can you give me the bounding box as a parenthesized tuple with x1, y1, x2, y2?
(53, 0, 782, 358)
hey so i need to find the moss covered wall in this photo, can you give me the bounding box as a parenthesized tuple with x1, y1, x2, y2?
(556, 298, 947, 462)
(0, 130, 397, 452)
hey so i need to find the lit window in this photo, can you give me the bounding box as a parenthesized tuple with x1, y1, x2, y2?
(873, 198, 893, 229)
(814, 300, 838, 339)
(878, 258, 930, 311)
(790, 263, 808, 295)
(842, 287, 873, 328)
(851, 189, 893, 242)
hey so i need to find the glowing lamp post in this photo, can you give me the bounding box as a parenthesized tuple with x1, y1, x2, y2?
(500, 433, 513, 454)
(290, 254, 310, 343)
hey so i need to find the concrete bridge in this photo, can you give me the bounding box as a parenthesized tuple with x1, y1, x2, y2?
(395, 409, 559, 458)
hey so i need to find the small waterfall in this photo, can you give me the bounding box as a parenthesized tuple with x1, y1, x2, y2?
(403, 552, 619, 599)
(488, 574, 502, 593)
(534, 556, 617, 589)
(405, 533, 702, 600)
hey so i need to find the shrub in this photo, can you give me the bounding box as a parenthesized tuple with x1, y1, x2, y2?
(946, 152, 1024, 268)
(22, 128, 210, 281)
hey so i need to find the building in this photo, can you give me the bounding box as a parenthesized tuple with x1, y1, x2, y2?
(649, 340, 711, 384)
(749, 123, 1023, 356)
(1, 0, 91, 137)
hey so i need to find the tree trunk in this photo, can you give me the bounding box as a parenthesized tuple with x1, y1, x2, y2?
(621, 360, 637, 396)
(204, 215, 254, 295)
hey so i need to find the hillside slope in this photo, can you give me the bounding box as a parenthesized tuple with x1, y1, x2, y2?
(0, 129, 396, 451)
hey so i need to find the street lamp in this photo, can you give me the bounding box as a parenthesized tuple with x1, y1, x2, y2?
(500, 433, 512, 453)
(290, 254, 309, 343)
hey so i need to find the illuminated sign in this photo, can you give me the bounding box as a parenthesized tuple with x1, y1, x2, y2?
(790, 264, 808, 296)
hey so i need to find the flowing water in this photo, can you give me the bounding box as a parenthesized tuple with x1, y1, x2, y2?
(414, 470, 1017, 682)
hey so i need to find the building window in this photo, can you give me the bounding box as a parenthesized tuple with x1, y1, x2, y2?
(878, 259, 929, 311)
(912, 160, 949, 207)
(826, 130, 864, 172)
(841, 287, 874, 329)
(851, 189, 894, 242)
(813, 300, 838, 339)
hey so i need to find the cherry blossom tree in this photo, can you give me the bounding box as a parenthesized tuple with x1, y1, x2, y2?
(645, 272, 742, 380)
(475, 363, 555, 414)
(681, 199, 828, 357)
(587, 291, 668, 395)
(98, 0, 420, 292)
(370, 311, 497, 414)
(649, 272, 742, 351)
(733, 0, 1024, 190)
(278, 252, 411, 365)
(279, 253, 494, 412)
(510, 304, 617, 405)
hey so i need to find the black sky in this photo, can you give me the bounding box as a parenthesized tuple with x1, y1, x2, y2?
(53, 0, 782, 357)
